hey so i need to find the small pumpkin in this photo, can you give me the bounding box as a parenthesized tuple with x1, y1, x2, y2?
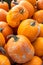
(17, 19, 40, 42)
(7, 5, 29, 28)
(33, 10, 43, 23)
(33, 37, 43, 56)
(5, 35, 34, 63)
(0, 0, 9, 11)
(0, 22, 13, 39)
(19, 1, 34, 18)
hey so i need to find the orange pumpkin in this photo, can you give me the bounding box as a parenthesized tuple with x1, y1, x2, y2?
(0, 22, 13, 39)
(37, 0, 43, 10)
(17, 19, 40, 42)
(5, 35, 34, 63)
(7, 5, 29, 28)
(22, 56, 42, 65)
(33, 10, 43, 23)
(0, 0, 9, 11)
(33, 37, 43, 56)
(0, 9, 7, 22)
(19, 1, 34, 18)
(0, 55, 11, 65)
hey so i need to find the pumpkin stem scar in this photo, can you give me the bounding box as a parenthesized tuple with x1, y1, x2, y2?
(7, 34, 19, 41)
(30, 22, 35, 26)
(19, 9, 24, 14)
(1, 0, 3, 3)
(0, 28, 3, 32)
(0, 46, 6, 54)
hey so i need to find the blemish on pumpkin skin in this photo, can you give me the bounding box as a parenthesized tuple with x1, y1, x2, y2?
(25, 48, 34, 55)
(8, 45, 17, 52)
(22, 55, 26, 59)
(10, 53, 20, 59)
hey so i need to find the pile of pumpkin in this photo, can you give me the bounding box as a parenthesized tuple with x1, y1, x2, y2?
(0, 0, 43, 65)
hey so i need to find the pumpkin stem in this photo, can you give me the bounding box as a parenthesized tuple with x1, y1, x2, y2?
(30, 22, 35, 26)
(0, 46, 6, 54)
(1, 0, 3, 3)
(19, 9, 24, 14)
(0, 28, 3, 32)
(7, 35, 19, 42)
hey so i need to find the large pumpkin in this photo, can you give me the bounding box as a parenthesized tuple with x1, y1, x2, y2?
(5, 35, 34, 63)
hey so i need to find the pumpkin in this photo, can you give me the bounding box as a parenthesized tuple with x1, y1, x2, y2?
(33, 37, 43, 56)
(37, 0, 43, 10)
(33, 10, 43, 23)
(7, 5, 29, 28)
(0, 22, 13, 39)
(0, 0, 9, 11)
(19, 1, 34, 18)
(0, 55, 11, 65)
(17, 19, 40, 42)
(5, 35, 34, 63)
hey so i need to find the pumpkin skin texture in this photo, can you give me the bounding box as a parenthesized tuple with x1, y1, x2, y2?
(22, 56, 42, 65)
(17, 0, 36, 6)
(37, 0, 43, 10)
(0, 22, 13, 39)
(24, 0, 36, 6)
(33, 37, 43, 56)
(0, 9, 7, 22)
(5, 35, 34, 63)
(0, 0, 9, 11)
(17, 19, 40, 42)
(7, 5, 29, 28)
(19, 1, 34, 18)
(33, 10, 43, 23)
(39, 24, 43, 37)
(0, 55, 11, 65)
